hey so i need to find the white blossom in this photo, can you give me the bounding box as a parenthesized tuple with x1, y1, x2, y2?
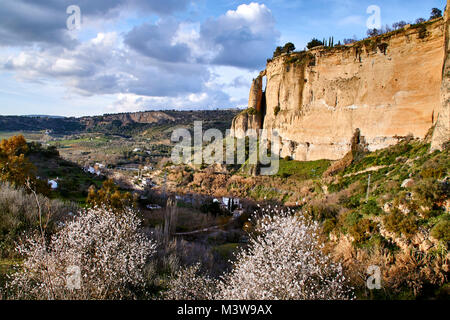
(8, 207, 156, 300)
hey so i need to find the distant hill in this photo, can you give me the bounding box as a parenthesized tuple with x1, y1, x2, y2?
(0, 109, 242, 136)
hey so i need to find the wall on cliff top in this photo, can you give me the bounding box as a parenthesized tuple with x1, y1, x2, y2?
(232, 17, 446, 161)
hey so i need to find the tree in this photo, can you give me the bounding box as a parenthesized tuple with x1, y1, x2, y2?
(215, 207, 354, 300)
(8, 207, 156, 300)
(367, 28, 381, 37)
(415, 18, 426, 24)
(87, 179, 134, 211)
(0, 136, 47, 194)
(430, 8, 443, 20)
(283, 42, 296, 54)
(307, 38, 323, 50)
(392, 21, 407, 30)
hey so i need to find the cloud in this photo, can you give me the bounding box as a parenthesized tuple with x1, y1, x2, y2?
(2, 32, 213, 100)
(0, 0, 190, 47)
(124, 18, 192, 63)
(0, 2, 272, 113)
(199, 3, 280, 69)
(105, 89, 233, 113)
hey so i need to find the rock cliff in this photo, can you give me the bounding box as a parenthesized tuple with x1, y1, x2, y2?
(232, 13, 449, 161)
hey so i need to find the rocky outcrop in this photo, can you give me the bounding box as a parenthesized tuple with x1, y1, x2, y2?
(249, 72, 265, 113)
(232, 14, 448, 161)
(230, 74, 265, 138)
(431, 4, 450, 151)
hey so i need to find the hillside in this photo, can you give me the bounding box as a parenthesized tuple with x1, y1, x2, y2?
(0, 110, 241, 137)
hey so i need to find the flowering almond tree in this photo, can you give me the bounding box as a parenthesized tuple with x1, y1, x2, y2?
(8, 207, 156, 300)
(216, 207, 354, 300)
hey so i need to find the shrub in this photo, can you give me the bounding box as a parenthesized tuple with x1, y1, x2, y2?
(8, 207, 156, 300)
(431, 218, 450, 243)
(0, 183, 77, 259)
(274, 105, 281, 116)
(87, 179, 134, 211)
(322, 218, 337, 235)
(362, 198, 382, 216)
(307, 38, 323, 50)
(383, 209, 418, 239)
(247, 108, 257, 115)
(215, 208, 354, 300)
(348, 218, 378, 244)
(430, 8, 442, 20)
(306, 201, 340, 222)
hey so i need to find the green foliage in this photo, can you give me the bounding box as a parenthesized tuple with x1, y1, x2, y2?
(273, 42, 296, 58)
(362, 198, 382, 216)
(200, 200, 223, 216)
(383, 209, 418, 239)
(247, 108, 257, 115)
(322, 218, 337, 235)
(431, 217, 450, 243)
(430, 8, 442, 20)
(339, 194, 361, 209)
(307, 38, 323, 50)
(274, 105, 281, 116)
(348, 218, 378, 244)
(276, 159, 331, 181)
(307, 202, 340, 222)
(87, 179, 135, 211)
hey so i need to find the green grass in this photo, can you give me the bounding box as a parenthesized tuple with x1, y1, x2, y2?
(276, 159, 331, 180)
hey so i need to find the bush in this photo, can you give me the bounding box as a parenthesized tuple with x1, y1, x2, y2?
(362, 198, 382, 216)
(431, 218, 450, 243)
(0, 183, 77, 259)
(383, 209, 418, 239)
(307, 38, 323, 50)
(348, 218, 378, 244)
(306, 201, 340, 222)
(274, 105, 281, 116)
(247, 108, 257, 115)
(430, 8, 442, 20)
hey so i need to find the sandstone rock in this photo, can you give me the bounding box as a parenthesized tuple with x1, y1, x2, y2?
(383, 202, 393, 213)
(419, 240, 434, 252)
(232, 16, 447, 161)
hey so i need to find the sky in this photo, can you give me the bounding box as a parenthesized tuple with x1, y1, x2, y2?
(0, 0, 446, 117)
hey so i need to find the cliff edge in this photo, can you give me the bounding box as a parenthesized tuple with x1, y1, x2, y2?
(232, 9, 449, 161)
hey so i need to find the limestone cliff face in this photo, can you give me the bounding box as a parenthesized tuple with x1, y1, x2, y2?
(431, 5, 450, 151)
(231, 72, 265, 138)
(232, 17, 447, 161)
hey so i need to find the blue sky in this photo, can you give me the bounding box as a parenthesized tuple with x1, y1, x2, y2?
(0, 0, 446, 117)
